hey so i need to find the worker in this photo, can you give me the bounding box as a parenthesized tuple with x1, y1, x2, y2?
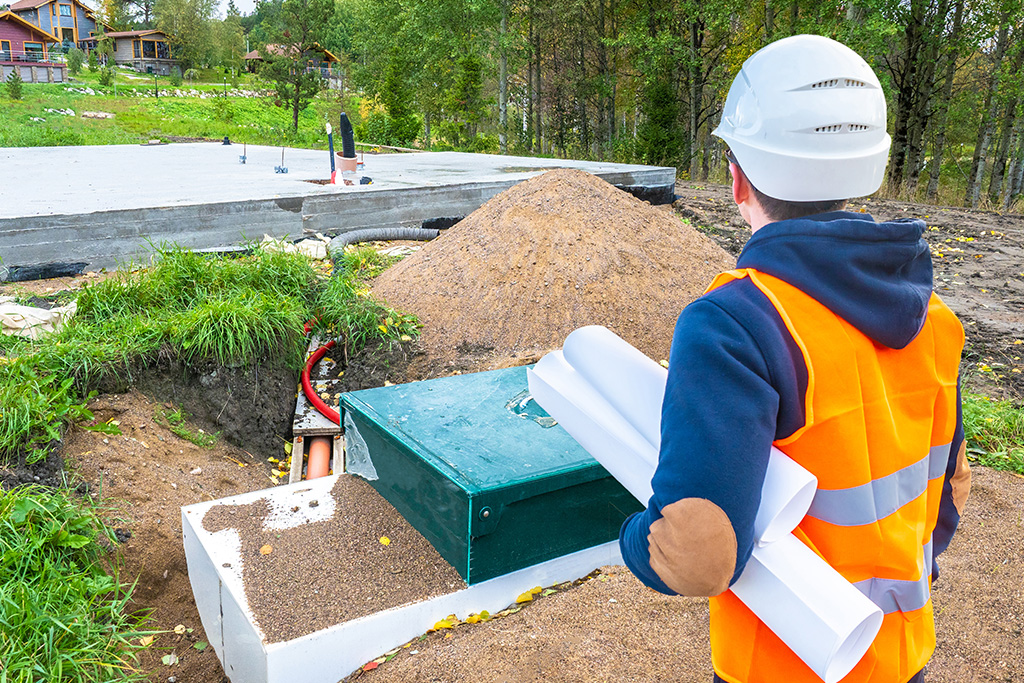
(619, 34, 970, 683)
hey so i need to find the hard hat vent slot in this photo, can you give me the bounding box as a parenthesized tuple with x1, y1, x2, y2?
(845, 79, 867, 87)
(811, 123, 873, 133)
(810, 79, 839, 89)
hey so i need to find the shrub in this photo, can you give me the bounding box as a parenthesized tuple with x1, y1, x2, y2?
(6, 70, 23, 100)
(87, 50, 98, 72)
(98, 66, 114, 87)
(169, 65, 183, 87)
(67, 47, 85, 76)
(184, 68, 199, 82)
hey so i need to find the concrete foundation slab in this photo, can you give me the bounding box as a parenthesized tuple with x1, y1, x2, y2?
(0, 144, 675, 279)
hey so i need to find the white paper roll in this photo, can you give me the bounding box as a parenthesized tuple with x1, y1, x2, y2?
(561, 325, 668, 450)
(733, 535, 884, 683)
(527, 356, 656, 503)
(757, 448, 818, 543)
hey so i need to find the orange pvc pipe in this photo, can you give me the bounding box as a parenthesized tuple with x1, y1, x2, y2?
(307, 436, 332, 479)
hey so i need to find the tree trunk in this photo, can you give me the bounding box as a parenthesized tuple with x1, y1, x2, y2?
(688, 20, 703, 180)
(1009, 124, 1024, 206)
(904, 0, 949, 194)
(764, 0, 774, 41)
(498, 0, 508, 154)
(988, 46, 1024, 203)
(965, 18, 1010, 207)
(886, 0, 925, 188)
(925, 0, 964, 201)
(533, 17, 542, 155)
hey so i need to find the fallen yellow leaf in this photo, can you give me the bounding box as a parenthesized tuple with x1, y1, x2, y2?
(465, 614, 481, 624)
(515, 592, 533, 603)
(260, 544, 273, 555)
(379, 536, 391, 546)
(433, 619, 453, 630)
(529, 586, 542, 595)
(140, 635, 155, 647)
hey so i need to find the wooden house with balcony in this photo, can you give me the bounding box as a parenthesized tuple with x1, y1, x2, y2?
(0, 10, 66, 82)
(103, 29, 176, 75)
(8, 0, 104, 50)
(243, 43, 343, 89)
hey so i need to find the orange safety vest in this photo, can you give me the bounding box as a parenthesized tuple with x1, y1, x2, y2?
(705, 269, 963, 683)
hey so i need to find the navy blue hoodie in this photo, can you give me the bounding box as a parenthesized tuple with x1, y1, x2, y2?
(619, 211, 965, 593)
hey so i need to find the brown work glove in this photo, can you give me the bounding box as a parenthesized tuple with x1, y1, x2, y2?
(648, 497, 737, 597)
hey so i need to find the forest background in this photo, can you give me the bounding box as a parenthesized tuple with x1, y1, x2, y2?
(18, 0, 1024, 209)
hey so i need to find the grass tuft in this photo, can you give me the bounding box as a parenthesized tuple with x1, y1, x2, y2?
(153, 406, 219, 449)
(0, 485, 149, 681)
(962, 392, 1024, 474)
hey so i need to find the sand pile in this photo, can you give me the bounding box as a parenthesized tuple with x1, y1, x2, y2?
(373, 169, 735, 373)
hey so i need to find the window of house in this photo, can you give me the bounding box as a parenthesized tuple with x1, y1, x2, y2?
(0, 40, 10, 60)
(142, 40, 156, 58)
(51, 4, 57, 15)
(133, 40, 140, 58)
(24, 42, 44, 58)
(156, 41, 169, 60)
(59, 4, 72, 16)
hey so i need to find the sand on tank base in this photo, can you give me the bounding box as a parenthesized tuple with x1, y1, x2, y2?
(183, 473, 623, 683)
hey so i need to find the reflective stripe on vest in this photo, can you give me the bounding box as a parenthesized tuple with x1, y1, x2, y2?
(854, 540, 933, 615)
(807, 443, 951, 527)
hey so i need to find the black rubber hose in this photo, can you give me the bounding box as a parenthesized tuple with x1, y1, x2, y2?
(339, 112, 356, 158)
(330, 227, 439, 251)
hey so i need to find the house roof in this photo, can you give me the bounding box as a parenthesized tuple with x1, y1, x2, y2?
(0, 9, 60, 41)
(244, 43, 340, 63)
(9, 0, 109, 30)
(9, 0, 90, 11)
(102, 29, 167, 38)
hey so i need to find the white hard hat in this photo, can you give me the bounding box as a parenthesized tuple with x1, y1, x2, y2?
(713, 34, 891, 202)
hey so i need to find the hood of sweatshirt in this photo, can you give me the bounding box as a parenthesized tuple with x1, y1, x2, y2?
(736, 211, 933, 349)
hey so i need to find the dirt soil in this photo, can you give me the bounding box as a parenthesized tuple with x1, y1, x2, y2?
(373, 168, 734, 376)
(4, 177, 1023, 683)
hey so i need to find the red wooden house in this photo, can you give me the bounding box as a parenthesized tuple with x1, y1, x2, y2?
(0, 10, 66, 83)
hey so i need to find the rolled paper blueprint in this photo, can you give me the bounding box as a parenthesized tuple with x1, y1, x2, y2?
(528, 331, 817, 541)
(561, 325, 667, 450)
(527, 325, 883, 683)
(529, 350, 657, 503)
(734, 535, 884, 683)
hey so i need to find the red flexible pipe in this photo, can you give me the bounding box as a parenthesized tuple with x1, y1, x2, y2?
(301, 327, 340, 424)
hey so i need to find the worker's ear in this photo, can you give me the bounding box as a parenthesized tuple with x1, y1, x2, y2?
(730, 162, 751, 207)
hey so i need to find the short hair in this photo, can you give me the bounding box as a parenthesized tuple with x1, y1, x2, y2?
(726, 151, 847, 222)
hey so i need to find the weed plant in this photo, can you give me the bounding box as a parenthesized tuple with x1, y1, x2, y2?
(962, 392, 1024, 474)
(315, 246, 419, 356)
(153, 406, 218, 448)
(0, 485, 148, 681)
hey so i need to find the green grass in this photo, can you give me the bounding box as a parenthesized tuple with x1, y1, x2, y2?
(153, 406, 218, 449)
(962, 392, 1024, 474)
(0, 79, 351, 148)
(0, 485, 149, 682)
(315, 246, 420, 356)
(0, 243, 419, 467)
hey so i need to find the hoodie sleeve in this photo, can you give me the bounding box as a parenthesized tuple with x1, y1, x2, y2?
(931, 378, 969, 580)
(619, 279, 809, 593)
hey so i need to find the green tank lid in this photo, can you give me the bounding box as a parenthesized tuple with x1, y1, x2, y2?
(341, 366, 641, 584)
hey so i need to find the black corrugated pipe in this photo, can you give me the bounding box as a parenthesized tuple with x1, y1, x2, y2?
(330, 227, 439, 251)
(339, 113, 356, 159)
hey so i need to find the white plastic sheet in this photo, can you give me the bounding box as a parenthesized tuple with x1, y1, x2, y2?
(527, 325, 883, 683)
